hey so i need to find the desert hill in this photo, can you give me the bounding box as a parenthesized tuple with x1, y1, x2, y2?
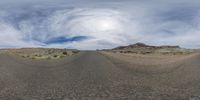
(113, 42, 180, 50)
(111, 43, 194, 55)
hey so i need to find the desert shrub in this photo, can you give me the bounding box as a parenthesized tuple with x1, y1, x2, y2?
(124, 51, 132, 53)
(53, 55, 58, 58)
(34, 54, 42, 57)
(21, 54, 27, 58)
(62, 51, 68, 55)
(143, 51, 152, 54)
(124, 51, 128, 53)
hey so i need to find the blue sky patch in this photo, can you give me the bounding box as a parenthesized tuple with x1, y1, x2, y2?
(44, 36, 90, 44)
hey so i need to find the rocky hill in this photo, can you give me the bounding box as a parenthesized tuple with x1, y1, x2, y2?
(113, 43, 180, 50)
(111, 43, 193, 55)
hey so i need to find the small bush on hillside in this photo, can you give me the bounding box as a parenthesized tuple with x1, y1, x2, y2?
(53, 55, 58, 58)
(62, 52, 68, 55)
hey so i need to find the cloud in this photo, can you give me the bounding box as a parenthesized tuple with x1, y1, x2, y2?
(0, 22, 27, 47)
(0, 0, 200, 49)
(0, 6, 132, 49)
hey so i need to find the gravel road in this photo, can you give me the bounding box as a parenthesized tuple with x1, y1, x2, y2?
(0, 51, 200, 100)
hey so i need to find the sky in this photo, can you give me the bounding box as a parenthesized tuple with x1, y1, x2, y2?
(0, 0, 200, 50)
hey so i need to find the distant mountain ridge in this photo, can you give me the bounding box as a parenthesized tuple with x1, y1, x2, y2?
(113, 43, 180, 50)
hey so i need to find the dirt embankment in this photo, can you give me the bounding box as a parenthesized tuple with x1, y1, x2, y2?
(102, 51, 199, 65)
(101, 51, 200, 74)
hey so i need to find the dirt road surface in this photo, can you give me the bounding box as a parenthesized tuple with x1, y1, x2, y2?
(0, 51, 200, 100)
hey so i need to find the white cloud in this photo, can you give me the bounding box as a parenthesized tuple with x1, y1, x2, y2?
(45, 8, 132, 49)
(0, 1, 200, 49)
(0, 22, 26, 47)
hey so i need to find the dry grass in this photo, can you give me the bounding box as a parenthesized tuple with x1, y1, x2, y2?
(0, 48, 80, 60)
(110, 48, 195, 55)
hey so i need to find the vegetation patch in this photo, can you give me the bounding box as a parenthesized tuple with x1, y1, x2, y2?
(6, 48, 80, 60)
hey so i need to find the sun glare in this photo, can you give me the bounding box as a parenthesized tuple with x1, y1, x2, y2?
(98, 19, 116, 31)
(80, 16, 122, 33)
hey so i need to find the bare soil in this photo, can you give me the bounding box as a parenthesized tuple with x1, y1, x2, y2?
(0, 51, 200, 99)
(1, 48, 79, 60)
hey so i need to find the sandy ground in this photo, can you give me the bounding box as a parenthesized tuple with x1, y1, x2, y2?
(0, 48, 79, 60)
(0, 51, 200, 99)
(102, 52, 198, 65)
